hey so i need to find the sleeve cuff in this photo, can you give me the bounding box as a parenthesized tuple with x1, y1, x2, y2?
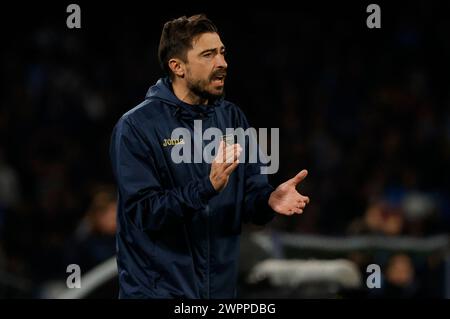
(259, 187, 275, 211)
(198, 176, 219, 204)
(254, 186, 276, 224)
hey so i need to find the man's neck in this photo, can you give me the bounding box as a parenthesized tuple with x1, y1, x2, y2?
(171, 79, 208, 105)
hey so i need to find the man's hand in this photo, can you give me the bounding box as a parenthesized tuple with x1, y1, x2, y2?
(210, 141, 242, 192)
(268, 169, 310, 215)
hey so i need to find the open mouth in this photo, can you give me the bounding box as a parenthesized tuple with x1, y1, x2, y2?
(211, 75, 226, 85)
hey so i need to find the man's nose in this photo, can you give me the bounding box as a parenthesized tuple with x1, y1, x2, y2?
(216, 54, 228, 69)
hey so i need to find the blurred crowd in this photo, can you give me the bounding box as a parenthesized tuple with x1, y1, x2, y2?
(0, 4, 449, 297)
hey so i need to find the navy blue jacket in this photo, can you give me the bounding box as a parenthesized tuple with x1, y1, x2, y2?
(110, 77, 275, 299)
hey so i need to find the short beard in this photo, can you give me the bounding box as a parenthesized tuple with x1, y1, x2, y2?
(187, 78, 225, 104)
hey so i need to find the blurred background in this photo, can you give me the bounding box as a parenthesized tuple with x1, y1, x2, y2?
(0, 1, 449, 298)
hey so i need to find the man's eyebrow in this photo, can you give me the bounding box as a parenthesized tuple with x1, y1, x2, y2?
(199, 46, 226, 55)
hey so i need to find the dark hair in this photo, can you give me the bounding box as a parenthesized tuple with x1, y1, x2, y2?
(158, 14, 218, 77)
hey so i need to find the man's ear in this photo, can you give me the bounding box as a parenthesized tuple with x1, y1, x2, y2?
(168, 58, 185, 78)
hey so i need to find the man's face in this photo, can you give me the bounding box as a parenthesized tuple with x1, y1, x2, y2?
(184, 32, 228, 101)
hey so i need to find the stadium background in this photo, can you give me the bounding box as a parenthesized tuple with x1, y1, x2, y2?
(0, 1, 449, 298)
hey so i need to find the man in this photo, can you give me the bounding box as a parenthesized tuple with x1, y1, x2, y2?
(110, 14, 310, 299)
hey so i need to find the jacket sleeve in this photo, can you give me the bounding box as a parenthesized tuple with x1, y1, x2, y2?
(110, 117, 218, 232)
(235, 107, 276, 226)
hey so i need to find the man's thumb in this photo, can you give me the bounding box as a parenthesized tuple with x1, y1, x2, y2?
(290, 169, 308, 185)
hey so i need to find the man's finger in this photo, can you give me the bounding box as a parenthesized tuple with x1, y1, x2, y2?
(216, 144, 239, 163)
(218, 140, 224, 153)
(217, 145, 240, 165)
(215, 140, 225, 162)
(223, 159, 239, 175)
(298, 196, 309, 204)
(290, 207, 302, 215)
(223, 148, 241, 163)
(290, 169, 308, 185)
(227, 146, 241, 162)
(296, 201, 306, 209)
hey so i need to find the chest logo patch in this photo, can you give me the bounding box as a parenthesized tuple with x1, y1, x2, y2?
(162, 138, 185, 147)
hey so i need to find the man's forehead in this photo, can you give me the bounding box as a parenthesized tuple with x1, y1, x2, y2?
(191, 32, 224, 51)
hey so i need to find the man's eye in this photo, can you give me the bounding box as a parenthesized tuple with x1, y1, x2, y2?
(203, 52, 213, 58)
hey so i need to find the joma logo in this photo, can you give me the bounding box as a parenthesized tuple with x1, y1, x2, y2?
(163, 138, 185, 147)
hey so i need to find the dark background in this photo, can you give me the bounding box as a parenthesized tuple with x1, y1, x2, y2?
(0, 1, 449, 298)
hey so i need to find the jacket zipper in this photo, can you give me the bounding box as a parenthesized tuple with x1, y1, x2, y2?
(203, 113, 214, 299)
